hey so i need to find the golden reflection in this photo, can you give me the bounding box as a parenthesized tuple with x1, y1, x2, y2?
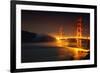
(55, 37, 68, 47)
(54, 36, 90, 60)
(58, 46, 89, 60)
(49, 27, 90, 60)
(67, 47, 89, 60)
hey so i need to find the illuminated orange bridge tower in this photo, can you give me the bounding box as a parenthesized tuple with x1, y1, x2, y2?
(59, 25, 64, 39)
(76, 17, 82, 47)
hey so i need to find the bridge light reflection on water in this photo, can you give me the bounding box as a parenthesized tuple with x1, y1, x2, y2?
(54, 36, 90, 60)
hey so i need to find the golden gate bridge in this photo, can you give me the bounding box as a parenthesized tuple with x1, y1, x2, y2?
(50, 17, 90, 60)
(52, 16, 90, 48)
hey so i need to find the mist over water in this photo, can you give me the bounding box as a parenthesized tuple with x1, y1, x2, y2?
(22, 39, 90, 63)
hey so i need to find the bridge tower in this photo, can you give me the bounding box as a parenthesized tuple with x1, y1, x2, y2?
(59, 25, 64, 39)
(76, 17, 82, 47)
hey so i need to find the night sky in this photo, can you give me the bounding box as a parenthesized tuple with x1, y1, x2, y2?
(21, 10, 90, 37)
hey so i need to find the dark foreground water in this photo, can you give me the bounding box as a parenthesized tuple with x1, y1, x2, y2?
(21, 41, 90, 63)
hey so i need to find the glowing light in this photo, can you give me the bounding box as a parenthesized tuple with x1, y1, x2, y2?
(48, 17, 90, 60)
(56, 37, 61, 41)
(67, 47, 89, 60)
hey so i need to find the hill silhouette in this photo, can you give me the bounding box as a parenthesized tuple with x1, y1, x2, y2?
(21, 31, 56, 43)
